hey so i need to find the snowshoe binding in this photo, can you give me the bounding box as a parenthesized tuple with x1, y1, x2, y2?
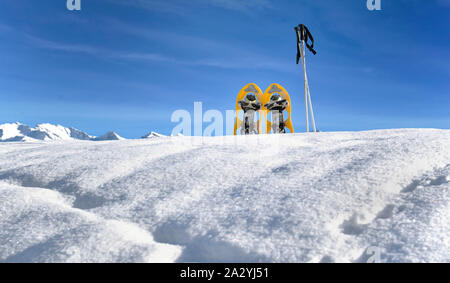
(239, 94, 262, 135)
(265, 94, 289, 133)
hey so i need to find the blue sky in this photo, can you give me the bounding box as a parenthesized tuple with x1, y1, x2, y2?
(0, 0, 449, 137)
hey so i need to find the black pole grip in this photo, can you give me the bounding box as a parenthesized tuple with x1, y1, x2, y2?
(295, 24, 317, 64)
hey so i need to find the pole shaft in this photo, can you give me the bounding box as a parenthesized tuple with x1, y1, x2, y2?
(300, 40, 309, 132)
(307, 84, 317, 132)
(300, 40, 317, 133)
(303, 42, 317, 132)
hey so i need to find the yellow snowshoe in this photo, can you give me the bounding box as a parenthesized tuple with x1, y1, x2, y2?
(263, 83, 294, 134)
(233, 83, 264, 135)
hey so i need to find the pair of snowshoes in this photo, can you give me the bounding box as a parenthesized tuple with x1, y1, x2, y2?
(233, 83, 294, 135)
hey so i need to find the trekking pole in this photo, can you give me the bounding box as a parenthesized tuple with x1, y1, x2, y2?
(295, 24, 317, 132)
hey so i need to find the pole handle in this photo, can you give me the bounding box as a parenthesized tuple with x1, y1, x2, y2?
(294, 24, 317, 64)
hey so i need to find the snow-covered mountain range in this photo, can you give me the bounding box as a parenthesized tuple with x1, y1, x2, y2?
(0, 122, 92, 142)
(0, 122, 163, 142)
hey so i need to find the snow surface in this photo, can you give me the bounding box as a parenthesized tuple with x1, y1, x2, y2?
(0, 129, 449, 263)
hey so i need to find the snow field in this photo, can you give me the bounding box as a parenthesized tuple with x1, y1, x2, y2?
(0, 129, 449, 262)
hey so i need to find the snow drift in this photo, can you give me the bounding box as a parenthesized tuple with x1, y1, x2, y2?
(0, 129, 449, 263)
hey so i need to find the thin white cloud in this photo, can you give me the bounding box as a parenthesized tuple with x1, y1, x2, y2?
(197, 0, 272, 11)
(116, 52, 177, 63)
(118, 50, 292, 72)
(9, 7, 289, 74)
(102, 0, 191, 14)
(50, 14, 288, 70)
(23, 31, 292, 72)
(437, 0, 450, 6)
(103, 0, 272, 13)
(25, 33, 176, 64)
(25, 34, 101, 55)
(0, 23, 13, 33)
(102, 17, 226, 50)
(114, 17, 297, 68)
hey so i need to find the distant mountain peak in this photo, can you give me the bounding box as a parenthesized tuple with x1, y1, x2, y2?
(171, 133, 184, 137)
(0, 122, 169, 142)
(141, 131, 166, 139)
(93, 131, 125, 141)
